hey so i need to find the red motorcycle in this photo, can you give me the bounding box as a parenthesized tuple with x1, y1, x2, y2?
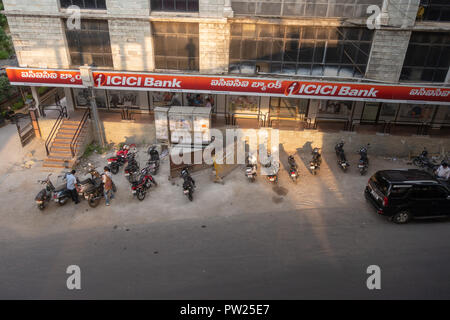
(107, 144, 136, 174)
(131, 167, 157, 201)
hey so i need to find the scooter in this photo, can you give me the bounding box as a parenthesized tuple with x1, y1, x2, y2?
(309, 147, 321, 175)
(335, 141, 350, 172)
(35, 173, 70, 210)
(357, 144, 370, 175)
(147, 146, 160, 175)
(131, 167, 157, 201)
(181, 168, 195, 201)
(245, 154, 257, 182)
(288, 155, 298, 183)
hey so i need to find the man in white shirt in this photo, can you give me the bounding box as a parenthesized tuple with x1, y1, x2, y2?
(435, 162, 450, 181)
(66, 170, 79, 204)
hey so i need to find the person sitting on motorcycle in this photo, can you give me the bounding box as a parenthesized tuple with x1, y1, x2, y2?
(435, 162, 450, 181)
(103, 166, 115, 206)
(66, 170, 79, 204)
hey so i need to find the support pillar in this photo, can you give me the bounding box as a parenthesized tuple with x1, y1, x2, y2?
(30, 87, 42, 117)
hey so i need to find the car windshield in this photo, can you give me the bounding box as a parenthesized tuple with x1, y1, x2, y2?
(371, 173, 390, 195)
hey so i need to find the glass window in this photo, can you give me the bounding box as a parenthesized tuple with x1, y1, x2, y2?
(397, 104, 435, 122)
(270, 97, 308, 118)
(418, 0, 450, 22)
(73, 88, 107, 109)
(108, 90, 142, 110)
(378, 103, 398, 121)
(227, 95, 260, 114)
(150, 0, 199, 12)
(232, 0, 384, 18)
(60, 0, 106, 9)
(152, 22, 199, 71)
(318, 100, 353, 119)
(65, 19, 113, 68)
(229, 23, 372, 78)
(401, 32, 450, 82)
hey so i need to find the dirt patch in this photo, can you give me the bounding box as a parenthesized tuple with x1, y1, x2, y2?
(272, 186, 288, 196)
(272, 196, 284, 204)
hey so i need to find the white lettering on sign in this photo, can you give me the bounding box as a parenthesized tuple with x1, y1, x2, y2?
(101, 75, 182, 88)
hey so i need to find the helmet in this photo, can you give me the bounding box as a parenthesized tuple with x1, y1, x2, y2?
(124, 144, 130, 150)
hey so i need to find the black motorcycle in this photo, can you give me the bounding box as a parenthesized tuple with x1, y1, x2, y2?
(76, 166, 104, 208)
(309, 147, 321, 175)
(35, 173, 70, 210)
(412, 148, 438, 172)
(124, 153, 140, 182)
(357, 144, 370, 175)
(181, 168, 195, 201)
(335, 141, 350, 172)
(147, 146, 160, 175)
(288, 155, 298, 183)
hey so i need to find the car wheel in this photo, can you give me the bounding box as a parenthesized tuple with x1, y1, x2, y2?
(393, 210, 411, 224)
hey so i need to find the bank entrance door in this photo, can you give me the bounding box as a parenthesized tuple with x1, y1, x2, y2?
(269, 97, 308, 128)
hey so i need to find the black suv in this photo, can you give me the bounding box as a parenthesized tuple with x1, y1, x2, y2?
(365, 169, 450, 224)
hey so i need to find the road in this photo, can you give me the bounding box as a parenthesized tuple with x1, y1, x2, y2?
(0, 135, 449, 299)
(1, 205, 450, 299)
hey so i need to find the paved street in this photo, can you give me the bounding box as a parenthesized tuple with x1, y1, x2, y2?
(0, 127, 449, 299)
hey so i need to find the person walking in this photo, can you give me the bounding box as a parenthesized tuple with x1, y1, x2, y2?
(103, 166, 115, 206)
(66, 170, 79, 204)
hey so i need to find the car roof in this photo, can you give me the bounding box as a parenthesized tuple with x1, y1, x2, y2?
(377, 169, 438, 184)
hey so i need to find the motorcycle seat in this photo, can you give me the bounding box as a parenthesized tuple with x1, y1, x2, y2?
(55, 185, 67, 192)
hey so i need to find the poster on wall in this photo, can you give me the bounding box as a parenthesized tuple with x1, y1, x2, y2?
(154, 107, 169, 141)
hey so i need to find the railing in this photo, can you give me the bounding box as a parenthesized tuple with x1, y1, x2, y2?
(230, 112, 266, 128)
(15, 112, 35, 147)
(267, 113, 305, 128)
(70, 108, 91, 158)
(385, 120, 429, 135)
(306, 116, 349, 130)
(350, 119, 388, 133)
(45, 105, 67, 156)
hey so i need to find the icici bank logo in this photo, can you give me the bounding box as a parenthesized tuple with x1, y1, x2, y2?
(94, 73, 106, 87)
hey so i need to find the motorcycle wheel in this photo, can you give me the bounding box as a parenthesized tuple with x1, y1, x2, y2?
(58, 197, 68, 206)
(38, 203, 45, 210)
(412, 158, 422, 167)
(137, 190, 146, 201)
(111, 164, 119, 175)
(88, 194, 100, 208)
(188, 192, 193, 202)
(312, 169, 316, 175)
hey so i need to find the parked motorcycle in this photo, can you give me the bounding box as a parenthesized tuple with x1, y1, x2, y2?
(262, 152, 279, 183)
(245, 154, 257, 182)
(310, 147, 321, 175)
(131, 167, 157, 201)
(35, 173, 70, 210)
(76, 165, 104, 208)
(335, 141, 350, 172)
(181, 168, 195, 201)
(288, 155, 298, 183)
(107, 144, 136, 174)
(124, 153, 140, 182)
(147, 146, 160, 175)
(357, 144, 370, 175)
(412, 148, 438, 172)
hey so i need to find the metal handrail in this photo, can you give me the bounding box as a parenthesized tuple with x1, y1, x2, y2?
(70, 108, 91, 158)
(231, 112, 266, 128)
(311, 116, 350, 130)
(45, 105, 67, 156)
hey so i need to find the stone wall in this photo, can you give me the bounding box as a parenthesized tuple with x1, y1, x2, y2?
(107, 0, 150, 16)
(366, 30, 411, 82)
(109, 20, 155, 71)
(3, 0, 59, 13)
(199, 22, 230, 74)
(6, 15, 71, 68)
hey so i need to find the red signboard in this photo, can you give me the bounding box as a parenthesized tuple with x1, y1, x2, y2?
(6, 68, 83, 87)
(6, 67, 450, 105)
(92, 71, 450, 105)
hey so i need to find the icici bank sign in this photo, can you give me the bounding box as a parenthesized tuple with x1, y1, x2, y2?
(6, 67, 450, 105)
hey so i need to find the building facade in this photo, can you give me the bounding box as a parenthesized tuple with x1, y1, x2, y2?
(3, 0, 450, 136)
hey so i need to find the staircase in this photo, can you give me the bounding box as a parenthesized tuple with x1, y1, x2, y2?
(43, 110, 91, 169)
